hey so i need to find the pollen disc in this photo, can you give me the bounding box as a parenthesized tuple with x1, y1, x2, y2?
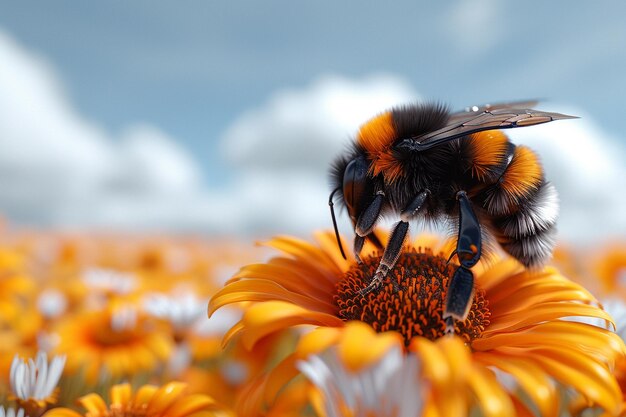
(334, 248, 490, 345)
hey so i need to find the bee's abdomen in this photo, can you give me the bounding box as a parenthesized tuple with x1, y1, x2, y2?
(480, 145, 558, 267)
(492, 181, 558, 266)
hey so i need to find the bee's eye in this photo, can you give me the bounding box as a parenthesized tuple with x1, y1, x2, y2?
(343, 156, 369, 220)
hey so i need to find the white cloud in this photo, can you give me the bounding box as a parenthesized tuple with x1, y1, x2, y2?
(0, 31, 207, 231)
(221, 75, 419, 173)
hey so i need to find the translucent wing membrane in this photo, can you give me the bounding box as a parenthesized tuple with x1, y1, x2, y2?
(398, 103, 577, 152)
(449, 100, 541, 123)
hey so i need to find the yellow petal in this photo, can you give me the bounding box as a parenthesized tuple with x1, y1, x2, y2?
(336, 321, 403, 371)
(466, 366, 515, 417)
(222, 320, 246, 348)
(262, 353, 302, 406)
(314, 231, 353, 272)
(476, 258, 524, 290)
(489, 288, 597, 316)
(146, 382, 188, 415)
(474, 322, 624, 361)
(41, 409, 83, 417)
(208, 279, 335, 316)
(474, 352, 558, 417)
(486, 270, 576, 305)
(237, 301, 344, 350)
(515, 347, 621, 414)
(266, 236, 342, 276)
(166, 394, 217, 417)
(410, 338, 452, 385)
(437, 336, 472, 383)
(296, 327, 342, 357)
(485, 303, 614, 333)
(77, 393, 108, 415)
(109, 383, 132, 408)
(133, 384, 158, 408)
(229, 262, 335, 297)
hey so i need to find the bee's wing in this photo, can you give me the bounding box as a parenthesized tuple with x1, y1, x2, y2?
(447, 100, 540, 124)
(412, 107, 577, 151)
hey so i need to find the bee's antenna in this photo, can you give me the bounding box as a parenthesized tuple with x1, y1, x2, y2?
(328, 187, 347, 260)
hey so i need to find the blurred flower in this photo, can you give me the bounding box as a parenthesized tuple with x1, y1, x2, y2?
(595, 243, 626, 296)
(52, 305, 173, 384)
(142, 290, 206, 336)
(9, 352, 66, 417)
(0, 407, 25, 417)
(36, 289, 68, 320)
(41, 381, 233, 417)
(82, 267, 138, 296)
(210, 232, 625, 416)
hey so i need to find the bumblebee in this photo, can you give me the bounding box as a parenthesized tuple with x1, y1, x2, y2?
(329, 101, 575, 329)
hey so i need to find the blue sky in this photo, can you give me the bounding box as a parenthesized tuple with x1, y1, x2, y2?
(0, 2, 625, 240)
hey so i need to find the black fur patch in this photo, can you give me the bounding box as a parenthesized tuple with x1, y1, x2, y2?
(391, 103, 450, 141)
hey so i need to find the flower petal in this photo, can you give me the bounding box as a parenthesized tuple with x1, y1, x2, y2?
(146, 382, 187, 415)
(209, 279, 336, 316)
(230, 301, 344, 350)
(475, 321, 624, 361)
(484, 302, 614, 333)
(166, 394, 217, 417)
(109, 383, 132, 408)
(466, 366, 515, 417)
(474, 352, 558, 417)
(511, 347, 621, 414)
(336, 321, 403, 371)
(77, 393, 108, 415)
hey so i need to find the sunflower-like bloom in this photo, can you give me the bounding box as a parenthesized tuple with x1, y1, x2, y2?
(52, 305, 173, 384)
(209, 232, 626, 416)
(41, 381, 232, 417)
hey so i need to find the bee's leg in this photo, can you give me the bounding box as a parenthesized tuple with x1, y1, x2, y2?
(353, 192, 385, 263)
(366, 230, 384, 249)
(359, 220, 409, 295)
(444, 191, 481, 334)
(359, 190, 429, 295)
(353, 235, 365, 264)
(354, 230, 384, 264)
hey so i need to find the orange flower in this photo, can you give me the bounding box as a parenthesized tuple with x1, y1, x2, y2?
(41, 381, 232, 417)
(209, 232, 625, 416)
(52, 305, 173, 384)
(595, 243, 626, 296)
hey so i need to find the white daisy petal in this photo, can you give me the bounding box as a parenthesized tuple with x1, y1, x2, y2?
(297, 346, 423, 417)
(9, 351, 66, 401)
(0, 407, 26, 417)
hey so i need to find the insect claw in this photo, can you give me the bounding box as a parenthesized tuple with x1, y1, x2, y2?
(358, 271, 384, 296)
(444, 316, 455, 336)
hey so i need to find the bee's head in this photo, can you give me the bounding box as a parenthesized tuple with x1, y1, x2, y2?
(329, 154, 377, 259)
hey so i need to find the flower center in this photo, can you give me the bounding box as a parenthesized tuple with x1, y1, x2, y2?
(334, 248, 490, 346)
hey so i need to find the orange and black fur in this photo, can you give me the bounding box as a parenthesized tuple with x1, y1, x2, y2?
(329, 101, 573, 329)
